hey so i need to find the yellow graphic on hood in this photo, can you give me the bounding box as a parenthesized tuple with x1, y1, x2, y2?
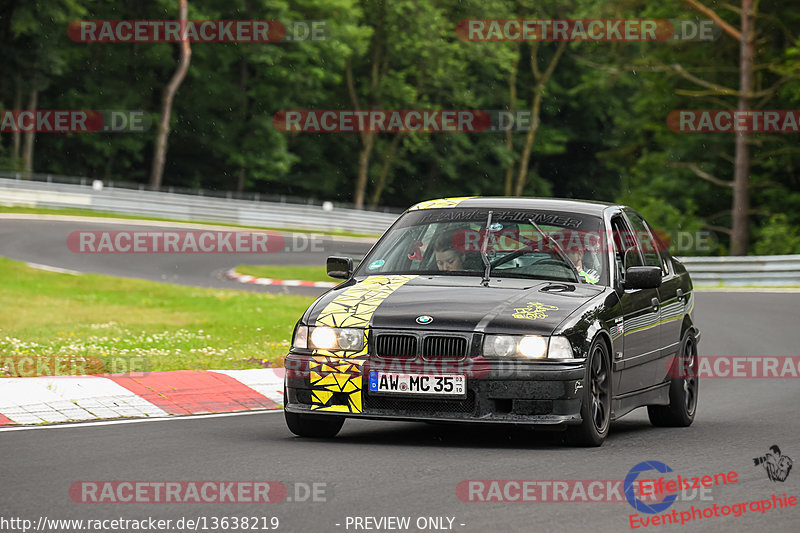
(309, 275, 417, 413)
(408, 196, 474, 211)
(512, 302, 559, 321)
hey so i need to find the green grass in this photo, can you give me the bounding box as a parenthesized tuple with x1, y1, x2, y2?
(0, 257, 314, 377)
(235, 265, 336, 283)
(0, 205, 382, 238)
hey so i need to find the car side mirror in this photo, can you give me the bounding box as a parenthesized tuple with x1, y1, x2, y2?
(327, 256, 353, 279)
(624, 266, 662, 290)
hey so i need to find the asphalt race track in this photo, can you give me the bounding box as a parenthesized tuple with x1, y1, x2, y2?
(1, 218, 799, 532)
(0, 217, 374, 296)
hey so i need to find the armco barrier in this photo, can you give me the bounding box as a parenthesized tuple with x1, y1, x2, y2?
(1, 176, 798, 286)
(677, 255, 800, 287)
(0, 176, 398, 234)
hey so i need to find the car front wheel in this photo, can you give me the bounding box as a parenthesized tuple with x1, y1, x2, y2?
(283, 385, 345, 437)
(565, 338, 611, 447)
(285, 410, 345, 438)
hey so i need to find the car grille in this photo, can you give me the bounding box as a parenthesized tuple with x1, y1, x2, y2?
(365, 391, 476, 414)
(423, 336, 468, 359)
(374, 334, 417, 358)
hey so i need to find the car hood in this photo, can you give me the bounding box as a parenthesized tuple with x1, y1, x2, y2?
(307, 275, 605, 335)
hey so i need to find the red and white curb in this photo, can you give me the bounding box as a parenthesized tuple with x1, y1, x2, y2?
(224, 268, 336, 288)
(0, 368, 284, 426)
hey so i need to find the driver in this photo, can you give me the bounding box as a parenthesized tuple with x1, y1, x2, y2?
(433, 231, 466, 271)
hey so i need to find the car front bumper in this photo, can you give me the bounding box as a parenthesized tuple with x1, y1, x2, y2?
(284, 353, 587, 425)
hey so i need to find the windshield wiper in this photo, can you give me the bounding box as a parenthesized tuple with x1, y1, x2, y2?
(527, 218, 582, 283)
(480, 210, 493, 286)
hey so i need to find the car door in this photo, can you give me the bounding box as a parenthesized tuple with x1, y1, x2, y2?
(623, 210, 684, 360)
(638, 213, 684, 359)
(612, 213, 662, 395)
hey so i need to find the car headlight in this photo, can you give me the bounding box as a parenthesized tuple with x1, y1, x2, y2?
(518, 336, 547, 358)
(484, 334, 546, 359)
(547, 336, 574, 359)
(483, 335, 574, 359)
(337, 328, 364, 351)
(311, 327, 338, 349)
(306, 327, 365, 352)
(292, 325, 308, 349)
(489, 335, 517, 357)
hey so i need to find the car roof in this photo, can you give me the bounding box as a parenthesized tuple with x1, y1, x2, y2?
(408, 196, 618, 215)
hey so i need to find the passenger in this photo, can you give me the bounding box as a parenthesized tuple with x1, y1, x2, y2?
(566, 249, 599, 284)
(433, 232, 466, 271)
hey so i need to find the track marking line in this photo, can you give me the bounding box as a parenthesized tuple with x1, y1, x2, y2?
(0, 408, 284, 432)
(225, 268, 337, 288)
(25, 262, 81, 275)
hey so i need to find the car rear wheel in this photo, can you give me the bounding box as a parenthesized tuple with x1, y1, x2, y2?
(648, 331, 698, 427)
(565, 338, 610, 447)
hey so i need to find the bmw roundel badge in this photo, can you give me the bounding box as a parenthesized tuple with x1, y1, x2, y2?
(416, 315, 433, 325)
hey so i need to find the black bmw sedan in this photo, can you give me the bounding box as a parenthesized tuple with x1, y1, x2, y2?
(283, 197, 700, 446)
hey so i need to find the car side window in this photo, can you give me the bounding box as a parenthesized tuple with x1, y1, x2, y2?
(646, 222, 672, 276)
(610, 216, 640, 281)
(624, 211, 662, 270)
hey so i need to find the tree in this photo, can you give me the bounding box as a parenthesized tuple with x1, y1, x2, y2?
(344, 0, 494, 208)
(0, 0, 86, 174)
(680, 0, 755, 254)
(2, 0, 797, 249)
(572, 0, 799, 255)
(513, 40, 567, 196)
(150, 0, 192, 189)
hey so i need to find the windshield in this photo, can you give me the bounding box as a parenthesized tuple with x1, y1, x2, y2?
(356, 208, 608, 285)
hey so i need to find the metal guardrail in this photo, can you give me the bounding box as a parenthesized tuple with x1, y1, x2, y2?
(0, 176, 399, 234)
(678, 255, 800, 286)
(2, 176, 798, 286)
(0, 171, 405, 212)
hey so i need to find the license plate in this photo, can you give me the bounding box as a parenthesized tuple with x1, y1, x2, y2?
(369, 371, 466, 398)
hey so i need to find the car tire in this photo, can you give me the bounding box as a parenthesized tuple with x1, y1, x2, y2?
(648, 331, 698, 427)
(283, 385, 345, 437)
(285, 410, 345, 438)
(565, 338, 611, 447)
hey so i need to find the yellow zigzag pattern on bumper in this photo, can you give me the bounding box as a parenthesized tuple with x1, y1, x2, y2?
(309, 275, 417, 413)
